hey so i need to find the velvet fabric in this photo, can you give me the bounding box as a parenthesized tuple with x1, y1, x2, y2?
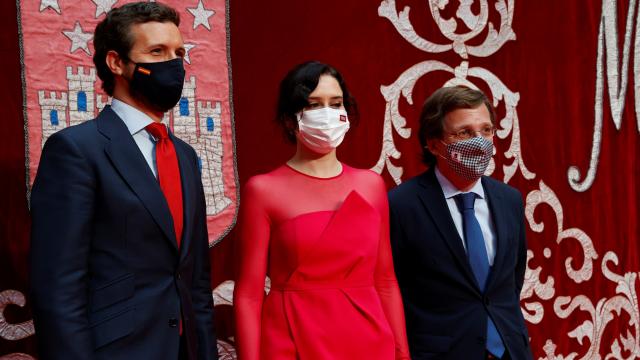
(2, 1, 639, 359)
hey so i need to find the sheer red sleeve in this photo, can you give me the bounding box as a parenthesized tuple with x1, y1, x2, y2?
(233, 177, 271, 360)
(372, 176, 411, 360)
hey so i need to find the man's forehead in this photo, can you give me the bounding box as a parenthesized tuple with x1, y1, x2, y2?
(130, 21, 183, 45)
(444, 106, 492, 126)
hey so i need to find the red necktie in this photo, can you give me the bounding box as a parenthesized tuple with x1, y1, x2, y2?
(146, 123, 185, 336)
(145, 122, 183, 248)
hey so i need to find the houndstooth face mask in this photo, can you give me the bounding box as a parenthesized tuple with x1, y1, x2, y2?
(440, 136, 493, 181)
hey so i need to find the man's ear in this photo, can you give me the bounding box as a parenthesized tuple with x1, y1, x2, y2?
(105, 50, 126, 76)
(426, 138, 441, 157)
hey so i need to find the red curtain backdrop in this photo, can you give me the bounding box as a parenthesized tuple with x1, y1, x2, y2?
(2, 1, 640, 359)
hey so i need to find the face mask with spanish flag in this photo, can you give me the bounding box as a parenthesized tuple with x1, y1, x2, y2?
(129, 58, 186, 113)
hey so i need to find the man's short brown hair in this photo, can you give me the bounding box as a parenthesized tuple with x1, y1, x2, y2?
(418, 85, 496, 166)
(93, 2, 180, 96)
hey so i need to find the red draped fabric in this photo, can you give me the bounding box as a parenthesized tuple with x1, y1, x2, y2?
(2, 1, 640, 359)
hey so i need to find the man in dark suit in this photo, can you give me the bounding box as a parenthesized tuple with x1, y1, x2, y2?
(29, 3, 217, 359)
(388, 86, 532, 360)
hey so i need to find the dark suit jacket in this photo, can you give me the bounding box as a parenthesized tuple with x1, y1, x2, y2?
(30, 106, 218, 360)
(388, 169, 532, 360)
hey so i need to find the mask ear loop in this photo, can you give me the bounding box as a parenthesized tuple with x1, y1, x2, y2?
(119, 53, 130, 63)
(117, 53, 137, 83)
(422, 139, 448, 166)
(290, 113, 301, 141)
(117, 51, 136, 67)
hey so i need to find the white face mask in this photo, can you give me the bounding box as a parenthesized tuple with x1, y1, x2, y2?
(296, 107, 350, 154)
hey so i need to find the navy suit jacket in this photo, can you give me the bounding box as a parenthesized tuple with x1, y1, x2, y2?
(388, 169, 532, 360)
(30, 106, 218, 360)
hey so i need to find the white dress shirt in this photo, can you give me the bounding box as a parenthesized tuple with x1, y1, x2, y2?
(110, 99, 158, 178)
(434, 167, 497, 265)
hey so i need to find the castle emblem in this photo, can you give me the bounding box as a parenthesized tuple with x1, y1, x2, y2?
(38, 65, 231, 216)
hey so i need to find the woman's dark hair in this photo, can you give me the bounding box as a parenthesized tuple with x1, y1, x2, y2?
(93, 2, 180, 96)
(276, 61, 358, 143)
(418, 85, 496, 166)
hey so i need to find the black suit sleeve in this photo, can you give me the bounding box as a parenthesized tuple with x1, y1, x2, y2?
(190, 151, 218, 360)
(29, 131, 95, 360)
(514, 192, 527, 296)
(388, 198, 405, 284)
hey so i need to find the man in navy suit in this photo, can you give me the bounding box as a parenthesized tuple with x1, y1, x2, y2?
(29, 3, 217, 359)
(388, 86, 532, 360)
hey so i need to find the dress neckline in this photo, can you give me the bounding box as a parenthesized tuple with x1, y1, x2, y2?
(284, 163, 345, 180)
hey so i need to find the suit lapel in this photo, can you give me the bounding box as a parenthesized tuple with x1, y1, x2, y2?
(417, 170, 479, 290)
(97, 106, 178, 253)
(482, 177, 509, 289)
(172, 134, 195, 261)
(482, 177, 508, 291)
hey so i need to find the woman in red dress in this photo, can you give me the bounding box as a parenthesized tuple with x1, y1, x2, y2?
(234, 61, 410, 360)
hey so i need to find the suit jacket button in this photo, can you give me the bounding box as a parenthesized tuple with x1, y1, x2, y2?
(477, 336, 485, 345)
(176, 272, 182, 280)
(169, 318, 179, 327)
(483, 296, 491, 306)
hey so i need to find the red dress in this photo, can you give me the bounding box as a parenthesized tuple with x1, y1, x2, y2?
(234, 164, 410, 360)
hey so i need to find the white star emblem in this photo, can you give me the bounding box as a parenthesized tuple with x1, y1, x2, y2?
(62, 21, 94, 56)
(187, 0, 215, 31)
(184, 43, 196, 65)
(92, 0, 118, 18)
(39, 0, 61, 13)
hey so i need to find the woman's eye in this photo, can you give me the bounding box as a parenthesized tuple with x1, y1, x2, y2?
(330, 102, 343, 108)
(308, 103, 321, 109)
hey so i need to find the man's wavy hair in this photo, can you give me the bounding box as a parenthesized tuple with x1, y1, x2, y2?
(418, 85, 496, 166)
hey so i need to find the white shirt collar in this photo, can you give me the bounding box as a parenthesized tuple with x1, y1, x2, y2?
(434, 166, 485, 200)
(110, 98, 154, 136)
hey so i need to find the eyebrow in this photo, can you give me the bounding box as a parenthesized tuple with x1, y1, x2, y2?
(450, 123, 493, 130)
(145, 43, 185, 52)
(145, 43, 166, 49)
(308, 96, 343, 100)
